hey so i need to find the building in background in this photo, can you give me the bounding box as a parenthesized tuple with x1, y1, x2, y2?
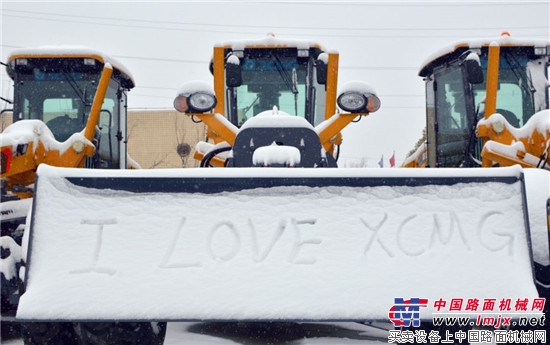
(1, 109, 207, 169)
(127, 110, 206, 169)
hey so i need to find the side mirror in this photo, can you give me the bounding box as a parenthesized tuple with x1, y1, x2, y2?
(316, 53, 328, 85)
(226, 54, 242, 88)
(463, 52, 484, 84)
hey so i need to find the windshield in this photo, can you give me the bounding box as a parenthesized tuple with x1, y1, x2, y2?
(432, 50, 549, 167)
(227, 49, 326, 127)
(14, 69, 99, 141)
(13, 63, 123, 168)
(433, 65, 471, 167)
(473, 53, 548, 127)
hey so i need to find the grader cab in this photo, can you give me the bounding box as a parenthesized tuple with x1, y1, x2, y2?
(405, 34, 549, 169)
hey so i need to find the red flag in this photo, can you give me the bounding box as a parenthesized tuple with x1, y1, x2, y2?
(389, 152, 395, 168)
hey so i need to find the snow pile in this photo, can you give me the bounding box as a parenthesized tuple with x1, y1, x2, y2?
(252, 142, 301, 166)
(16, 165, 539, 321)
(478, 110, 550, 142)
(479, 110, 550, 168)
(1, 119, 91, 156)
(0, 198, 33, 224)
(0, 236, 22, 280)
(195, 141, 232, 161)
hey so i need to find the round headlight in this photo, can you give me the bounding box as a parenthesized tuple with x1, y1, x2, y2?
(188, 92, 217, 112)
(337, 81, 380, 114)
(173, 92, 217, 113)
(174, 81, 217, 113)
(337, 92, 367, 112)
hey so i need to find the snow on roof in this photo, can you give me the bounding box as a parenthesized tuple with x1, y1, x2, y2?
(7, 45, 135, 86)
(419, 35, 550, 76)
(215, 34, 326, 52)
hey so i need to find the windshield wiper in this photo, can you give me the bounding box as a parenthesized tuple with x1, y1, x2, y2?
(271, 53, 298, 95)
(271, 52, 299, 115)
(61, 69, 89, 106)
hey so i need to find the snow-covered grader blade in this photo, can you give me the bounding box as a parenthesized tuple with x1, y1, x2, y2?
(17, 164, 541, 322)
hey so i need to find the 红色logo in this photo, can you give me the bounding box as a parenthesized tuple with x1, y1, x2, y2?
(389, 298, 428, 327)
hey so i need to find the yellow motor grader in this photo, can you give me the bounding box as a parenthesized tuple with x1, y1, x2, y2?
(404, 33, 549, 170)
(404, 33, 550, 325)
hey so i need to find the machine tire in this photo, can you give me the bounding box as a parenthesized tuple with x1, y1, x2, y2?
(77, 322, 167, 345)
(20, 322, 80, 345)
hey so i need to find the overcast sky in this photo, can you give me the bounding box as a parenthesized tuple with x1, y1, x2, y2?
(1, 1, 548, 167)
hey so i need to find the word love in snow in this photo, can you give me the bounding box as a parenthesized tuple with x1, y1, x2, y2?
(70, 209, 518, 275)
